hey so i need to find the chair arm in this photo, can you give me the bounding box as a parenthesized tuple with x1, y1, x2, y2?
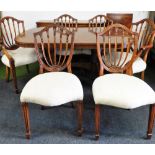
(1, 46, 14, 62)
(137, 45, 153, 62)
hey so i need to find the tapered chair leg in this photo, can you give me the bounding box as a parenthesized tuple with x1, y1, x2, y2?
(77, 101, 83, 136)
(5, 66, 10, 82)
(147, 104, 155, 139)
(95, 104, 101, 140)
(10, 65, 19, 94)
(141, 71, 145, 80)
(21, 103, 31, 139)
(26, 65, 30, 74)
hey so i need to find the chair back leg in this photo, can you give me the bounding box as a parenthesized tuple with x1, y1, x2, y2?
(141, 71, 145, 80)
(26, 65, 30, 74)
(147, 104, 155, 139)
(76, 100, 83, 136)
(95, 104, 101, 140)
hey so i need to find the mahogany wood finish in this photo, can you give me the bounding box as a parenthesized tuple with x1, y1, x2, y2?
(107, 13, 133, 29)
(34, 25, 75, 73)
(147, 104, 155, 139)
(15, 27, 102, 49)
(89, 15, 113, 33)
(36, 20, 89, 28)
(95, 24, 139, 139)
(95, 104, 100, 140)
(21, 103, 31, 139)
(0, 16, 25, 93)
(76, 100, 84, 136)
(22, 25, 83, 139)
(131, 19, 155, 80)
(96, 23, 138, 76)
(54, 14, 78, 32)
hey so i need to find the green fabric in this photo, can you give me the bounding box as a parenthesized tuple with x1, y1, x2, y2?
(0, 60, 39, 80)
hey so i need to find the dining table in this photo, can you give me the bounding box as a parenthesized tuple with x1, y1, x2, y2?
(15, 26, 125, 50)
(15, 27, 100, 51)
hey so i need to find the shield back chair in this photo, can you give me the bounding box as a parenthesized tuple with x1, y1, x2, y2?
(0, 16, 37, 93)
(20, 25, 84, 139)
(92, 24, 155, 140)
(131, 18, 155, 80)
(54, 14, 78, 32)
(88, 15, 113, 75)
(88, 14, 113, 33)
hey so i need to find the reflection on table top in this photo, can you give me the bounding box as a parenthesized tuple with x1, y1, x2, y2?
(15, 27, 132, 49)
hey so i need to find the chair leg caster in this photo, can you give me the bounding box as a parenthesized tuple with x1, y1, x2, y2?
(147, 133, 152, 139)
(26, 133, 31, 139)
(77, 128, 84, 137)
(95, 134, 99, 140)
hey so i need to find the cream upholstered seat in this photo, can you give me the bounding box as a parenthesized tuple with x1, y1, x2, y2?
(20, 72, 83, 107)
(103, 52, 146, 74)
(93, 74, 155, 109)
(1, 47, 37, 67)
(57, 49, 91, 56)
(74, 49, 91, 55)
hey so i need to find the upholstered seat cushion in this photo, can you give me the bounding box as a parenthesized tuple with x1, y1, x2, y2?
(74, 49, 91, 55)
(1, 47, 38, 67)
(92, 74, 155, 109)
(57, 49, 91, 55)
(20, 72, 83, 107)
(103, 52, 146, 74)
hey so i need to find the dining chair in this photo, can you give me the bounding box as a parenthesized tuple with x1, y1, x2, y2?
(92, 24, 155, 140)
(88, 15, 113, 74)
(54, 14, 90, 56)
(0, 16, 38, 93)
(20, 25, 84, 139)
(88, 14, 113, 33)
(131, 18, 155, 80)
(54, 14, 78, 32)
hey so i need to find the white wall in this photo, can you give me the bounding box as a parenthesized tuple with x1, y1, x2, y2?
(2, 11, 149, 29)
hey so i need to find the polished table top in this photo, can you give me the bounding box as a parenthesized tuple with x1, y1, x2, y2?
(36, 20, 89, 28)
(15, 27, 130, 50)
(15, 27, 98, 49)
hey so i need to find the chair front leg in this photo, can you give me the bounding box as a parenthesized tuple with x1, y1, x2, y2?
(147, 104, 155, 139)
(76, 100, 83, 136)
(10, 60, 19, 94)
(95, 104, 101, 140)
(21, 102, 31, 139)
(5, 66, 10, 82)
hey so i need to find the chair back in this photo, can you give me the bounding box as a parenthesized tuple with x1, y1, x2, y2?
(54, 14, 78, 32)
(34, 25, 75, 73)
(0, 16, 25, 50)
(96, 23, 138, 76)
(132, 19, 155, 51)
(89, 15, 113, 33)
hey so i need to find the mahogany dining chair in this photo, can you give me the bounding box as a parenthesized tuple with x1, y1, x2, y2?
(92, 24, 155, 140)
(131, 18, 155, 80)
(20, 25, 84, 139)
(0, 16, 38, 93)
